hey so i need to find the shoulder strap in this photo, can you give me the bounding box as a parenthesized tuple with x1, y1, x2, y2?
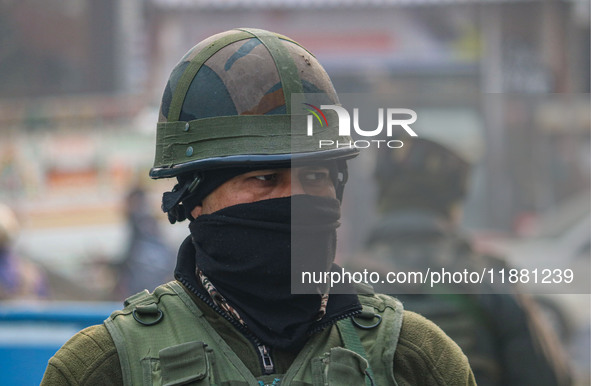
(337, 318, 376, 386)
(104, 282, 208, 386)
(352, 291, 404, 386)
(104, 314, 134, 386)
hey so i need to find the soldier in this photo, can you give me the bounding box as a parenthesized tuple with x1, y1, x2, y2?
(361, 110, 572, 385)
(0, 203, 47, 299)
(115, 185, 175, 297)
(41, 28, 475, 385)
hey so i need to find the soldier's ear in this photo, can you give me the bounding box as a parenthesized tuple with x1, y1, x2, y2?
(190, 205, 203, 219)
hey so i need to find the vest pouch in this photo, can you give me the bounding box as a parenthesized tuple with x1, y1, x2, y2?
(312, 347, 370, 386)
(142, 341, 211, 386)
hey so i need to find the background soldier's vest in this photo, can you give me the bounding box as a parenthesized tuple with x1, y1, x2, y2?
(104, 281, 403, 386)
(363, 211, 505, 385)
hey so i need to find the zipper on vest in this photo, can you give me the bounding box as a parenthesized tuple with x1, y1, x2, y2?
(257, 344, 275, 375)
(177, 277, 276, 375)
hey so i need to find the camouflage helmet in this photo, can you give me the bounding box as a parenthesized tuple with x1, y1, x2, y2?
(374, 108, 484, 214)
(150, 28, 357, 179)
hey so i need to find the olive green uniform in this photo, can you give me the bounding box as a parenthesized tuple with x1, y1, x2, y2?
(41, 281, 474, 386)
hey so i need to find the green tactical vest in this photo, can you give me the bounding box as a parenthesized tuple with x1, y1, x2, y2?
(104, 281, 404, 386)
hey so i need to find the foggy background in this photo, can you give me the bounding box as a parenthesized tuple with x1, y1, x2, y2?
(0, 0, 589, 384)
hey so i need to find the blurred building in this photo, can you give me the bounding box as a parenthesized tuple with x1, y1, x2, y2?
(2, 0, 588, 227)
(0, 0, 588, 294)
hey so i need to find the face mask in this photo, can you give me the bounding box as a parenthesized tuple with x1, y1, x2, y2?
(188, 195, 352, 349)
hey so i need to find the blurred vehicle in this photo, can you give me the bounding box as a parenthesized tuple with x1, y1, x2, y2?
(0, 301, 119, 385)
(477, 191, 590, 383)
(480, 191, 590, 336)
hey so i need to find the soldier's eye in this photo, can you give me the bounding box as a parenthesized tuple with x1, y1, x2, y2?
(254, 174, 278, 182)
(303, 172, 328, 181)
(301, 169, 331, 184)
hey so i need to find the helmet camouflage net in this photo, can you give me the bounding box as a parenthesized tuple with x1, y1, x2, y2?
(151, 28, 357, 179)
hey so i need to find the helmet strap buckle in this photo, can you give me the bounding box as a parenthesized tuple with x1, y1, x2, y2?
(188, 175, 202, 193)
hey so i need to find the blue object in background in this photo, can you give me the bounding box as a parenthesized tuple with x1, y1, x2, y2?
(0, 301, 120, 385)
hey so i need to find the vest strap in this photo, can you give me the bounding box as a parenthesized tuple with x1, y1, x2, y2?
(336, 318, 376, 386)
(124, 289, 152, 307)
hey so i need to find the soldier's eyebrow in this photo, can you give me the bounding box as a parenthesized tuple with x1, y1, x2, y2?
(301, 165, 329, 171)
(243, 168, 286, 176)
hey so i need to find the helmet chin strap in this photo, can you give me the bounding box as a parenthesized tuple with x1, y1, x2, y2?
(161, 174, 202, 224)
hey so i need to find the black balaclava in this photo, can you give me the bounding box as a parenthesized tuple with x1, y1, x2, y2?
(185, 194, 360, 349)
